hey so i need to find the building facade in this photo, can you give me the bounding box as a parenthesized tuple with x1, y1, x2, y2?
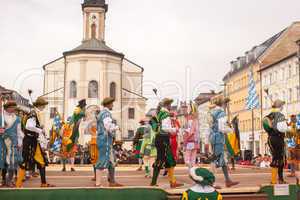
(259, 22, 300, 131)
(223, 31, 284, 156)
(43, 0, 146, 143)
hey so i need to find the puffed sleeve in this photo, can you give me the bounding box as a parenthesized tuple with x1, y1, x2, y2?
(103, 117, 119, 133)
(218, 116, 232, 134)
(17, 123, 24, 147)
(26, 117, 43, 135)
(161, 117, 176, 133)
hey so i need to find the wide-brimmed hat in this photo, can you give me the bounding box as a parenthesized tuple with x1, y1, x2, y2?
(161, 98, 173, 107)
(139, 118, 148, 124)
(272, 99, 285, 109)
(211, 96, 230, 107)
(3, 100, 17, 109)
(189, 167, 215, 186)
(102, 97, 115, 106)
(33, 97, 48, 107)
(77, 99, 87, 109)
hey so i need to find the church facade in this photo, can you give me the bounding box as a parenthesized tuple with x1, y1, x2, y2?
(43, 0, 146, 142)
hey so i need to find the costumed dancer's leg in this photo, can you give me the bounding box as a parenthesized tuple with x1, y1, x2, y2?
(92, 165, 96, 181)
(269, 136, 285, 184)
(166, 141, 183, 188)
(144, 156, 150, 177)
(151, 135, 164, 186)
(231, 157, 236, 170)
(108, 165, 115, 184)
(108, 163, 123, 187)
(191, 149, 197, 167)
(271, 167, 278, 184)
(7, 170, 14, 187)
(15, 167, 26, 188)
(184, 149, 191, 169)
(215, 144, 238, 187)
(149, 157, 155, 178)
(62, 157, 66, 171)
(278, 164, 285, 183)
(34, 145, 54, 187)
(70, 157, 75, 171)
(278, 139, 286, 184)
(288, 162, 296, 177)
(137, 158, 143, 171)
(95, 169, 103, 187)
(1, 167, 7, 186)
(38, 164, 46, 184)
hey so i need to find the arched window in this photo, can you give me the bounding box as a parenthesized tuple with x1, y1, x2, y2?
(70, 81, 77, 98)
(88, 80, 98, 98)
(91, 23, 96, 39)
(110, 82, 116, 99)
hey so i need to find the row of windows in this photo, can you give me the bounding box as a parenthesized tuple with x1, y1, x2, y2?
(228, 76, 248, 93)
(263, 64, 299, 86)
(239, 118, 261, 132)
(69, 80, 116, 99)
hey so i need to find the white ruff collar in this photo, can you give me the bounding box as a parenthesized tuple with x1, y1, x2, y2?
(190, 184, 216, 193)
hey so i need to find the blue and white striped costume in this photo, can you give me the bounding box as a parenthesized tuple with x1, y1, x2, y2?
(95, 108, 117, 169)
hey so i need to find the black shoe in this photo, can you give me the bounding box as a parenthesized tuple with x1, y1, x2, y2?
(71, 168, 75, 172)
(62, 168, 66, 172)
(163, 170, 168, 176)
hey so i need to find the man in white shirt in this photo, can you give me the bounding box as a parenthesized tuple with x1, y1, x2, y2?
(151, 98, 184, 188)
(262, 99, 290, 184)
(16, 97, 54, 188)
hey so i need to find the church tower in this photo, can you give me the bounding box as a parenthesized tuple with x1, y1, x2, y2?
(82, 0, 108, 41)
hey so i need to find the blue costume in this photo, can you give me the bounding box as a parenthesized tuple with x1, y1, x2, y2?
(3, 117, 23, 170)
(95, 108, 116, 170)
(0, 113, 23, 186)
(209, 108, 226, 168)
(209, 106, 239, 187)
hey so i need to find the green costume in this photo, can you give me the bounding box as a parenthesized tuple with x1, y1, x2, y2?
(182, 167, 222, 200)
(133, 126, 144, 159)
(182, 188, 222, 200)
(140, 124, 157, 157)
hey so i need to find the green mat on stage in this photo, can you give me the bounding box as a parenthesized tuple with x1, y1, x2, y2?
(260, 185, 300, 200)
(0, 188, 168, 200)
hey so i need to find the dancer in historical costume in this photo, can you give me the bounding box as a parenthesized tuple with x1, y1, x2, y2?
(151, 98, 183, 188)
(209, 96, 239, 187)
(0, 101, 24, 187)
(183, 104, 199, 169)
(170, 112, 180, 163)
(61, 99, 86, 172)
(181, 167, 222, 200)
(262, 99, 290, 184)
(225, 116, 241, 171)
(140, 118, 157, 178)
(133, 120, 145, 171)
(88, 119, 98, 181)
(286, 115, 297, 177)
(16, 97, 54, 188)
(95, 97, 123, 187)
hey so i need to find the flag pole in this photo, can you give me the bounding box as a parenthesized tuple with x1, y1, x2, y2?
(251, 108, 255, 156)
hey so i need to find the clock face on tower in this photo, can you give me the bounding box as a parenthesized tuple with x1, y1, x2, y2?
(90, 14, 97, 23)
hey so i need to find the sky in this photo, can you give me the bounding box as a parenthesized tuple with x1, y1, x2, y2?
(1, 0, 300, 107)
